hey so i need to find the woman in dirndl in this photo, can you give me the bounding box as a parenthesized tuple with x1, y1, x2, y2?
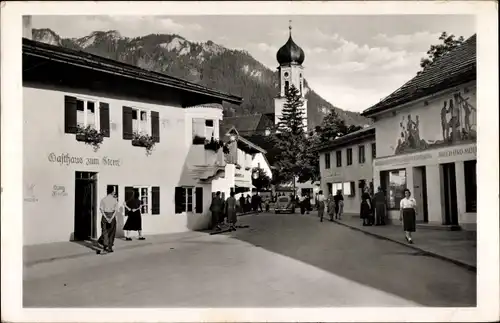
(399, 188, 417, 244)
(360, 187, 373, 226)
(123, 191, 145, 241)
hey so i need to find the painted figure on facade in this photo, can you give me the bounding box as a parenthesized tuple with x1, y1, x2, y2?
(394, 89, 476, 155)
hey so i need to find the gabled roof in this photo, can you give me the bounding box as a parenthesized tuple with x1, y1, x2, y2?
(362, 34, 476, 117)
(22, 38, 243, 105)
(220, 114, 274, 136)
(312, 125, 375, 153)
(220, 126, 267, 155)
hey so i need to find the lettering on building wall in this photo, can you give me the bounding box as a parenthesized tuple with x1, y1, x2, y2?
(52, 185, 68, 197)
(375, 144, 476, 167)
(235, 173, 244, 178)
(392, 88, 476, 155)
(24, 183, 38, 202)
(48, 153, 121, 167)
(438, 146, 477, 158)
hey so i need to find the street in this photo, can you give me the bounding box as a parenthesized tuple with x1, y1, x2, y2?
(23, 213, 476, 307)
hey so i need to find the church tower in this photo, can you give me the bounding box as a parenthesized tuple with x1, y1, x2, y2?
(274, 21, 308, 129)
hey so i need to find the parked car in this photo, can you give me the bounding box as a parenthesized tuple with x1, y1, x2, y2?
(275, 196, 295, 214)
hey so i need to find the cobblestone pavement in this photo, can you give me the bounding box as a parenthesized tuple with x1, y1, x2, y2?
(23, 213, 475, 307)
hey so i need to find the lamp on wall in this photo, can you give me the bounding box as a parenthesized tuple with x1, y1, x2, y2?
(230, 134, 237, 141)
(252, 170, 259, 180)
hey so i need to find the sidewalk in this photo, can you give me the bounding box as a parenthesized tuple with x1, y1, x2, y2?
(24, 212, 259, 267)
(328, 214, 477, 271)
(24, 231, 207, 267)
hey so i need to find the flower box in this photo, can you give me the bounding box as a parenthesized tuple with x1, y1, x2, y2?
(76, 125, 105, 152)
(132, 132, 156, 155)
(193, 135, 206, 145)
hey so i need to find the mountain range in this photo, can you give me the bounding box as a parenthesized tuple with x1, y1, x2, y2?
(31, 28, 370, 129)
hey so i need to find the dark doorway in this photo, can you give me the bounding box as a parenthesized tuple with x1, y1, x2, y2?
(421, 167, 428, 222)
(441, 163, 458, 225)
(74, 171, 98, 241)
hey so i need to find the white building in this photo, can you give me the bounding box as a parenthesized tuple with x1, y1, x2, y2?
(211, 127, 267, 200)
(22, 36, 243, 245)
(362, 34, 477, 231)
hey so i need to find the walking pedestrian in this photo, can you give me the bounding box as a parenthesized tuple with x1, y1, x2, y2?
(334, 190, 344, 220)
(374, 186, 387, 225)
(210, 191, 224, 231)
(264, 196, 270, 212)
(327, 193, 336, 221)
(360, 187, 373, 226)
(226, 191, 238, 231)
(317, 190, 326, 222)
(400, 188, 417, 244)
(97, 186, 118, 254)
(123, 191, 145, 241)
(299, 194, 306, 215)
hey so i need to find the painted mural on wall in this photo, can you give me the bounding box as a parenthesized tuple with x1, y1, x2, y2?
(394, 90, 476, 155)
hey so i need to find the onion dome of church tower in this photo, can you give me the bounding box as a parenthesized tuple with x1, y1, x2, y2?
(276, 23, 305, 65)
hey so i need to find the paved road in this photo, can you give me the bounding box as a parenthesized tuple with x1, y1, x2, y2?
(23, 213, 476, 307)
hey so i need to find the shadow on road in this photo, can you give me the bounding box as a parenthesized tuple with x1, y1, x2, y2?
(224, 214, 476, 307)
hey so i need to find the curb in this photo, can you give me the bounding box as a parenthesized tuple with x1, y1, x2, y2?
(333, 220, 477, 272)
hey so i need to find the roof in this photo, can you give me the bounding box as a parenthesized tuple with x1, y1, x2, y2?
(220, 114, 273, 137)
(22, 38, 243, 105)
(362, 34, 476, 117)
(220, 126, 267, 155)
(312, 125, 375, 153)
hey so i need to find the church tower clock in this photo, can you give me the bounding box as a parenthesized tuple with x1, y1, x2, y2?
(274, 21, 308, 129)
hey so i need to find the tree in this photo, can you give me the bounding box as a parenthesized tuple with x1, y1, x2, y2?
(269, 84, 307, 194)
(420, 32, 465, 71)
(252, 167, 271, 192)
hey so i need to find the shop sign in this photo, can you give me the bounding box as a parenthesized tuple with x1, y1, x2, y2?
(375, 144, 476, 167)
(52, 185, 68, 197)
(48, 153, 121, 167)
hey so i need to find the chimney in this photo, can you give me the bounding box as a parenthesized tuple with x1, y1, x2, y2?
(23, 15, 32, 40)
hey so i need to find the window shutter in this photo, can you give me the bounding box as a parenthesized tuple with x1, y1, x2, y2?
(64, 95, 77, 134)
(175, 187, 186, 214)
(99, 102, 111, 137)
(151, 186, 160, 215)
(122, 106, 133, 140)
(350, 182, 356, 196)
(195, 187, 203, 214)
(151, 111, 160, 143)
(192, 118, 205, 140)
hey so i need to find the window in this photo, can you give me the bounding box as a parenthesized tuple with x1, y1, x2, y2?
(76, 98, 99, 129)
(371, 143, 376, 159)
(132, 108, 150, 135)
(336, 151, 342, 167)
(325, 153, 331, 169)
(124, 186, 160, 215)
(347, 148, 353, 165)
(380, 169, 407, 209)
(122, 106, 159, 142)
(358, 145, 366, 164)
(332, 182, 343, 194)
(175, 187, 203, 214)
(205, 119, 215, 139)
(464, 160, 477, 212)
(343, 182, 353, 196)
(285, 81, 289, 93)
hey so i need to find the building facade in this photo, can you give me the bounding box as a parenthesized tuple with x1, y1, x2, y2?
(23, 38, 242, 245)
(362, 34, 477, 230)
(211, 127, 267, 200)
(316, 127, 376, 215)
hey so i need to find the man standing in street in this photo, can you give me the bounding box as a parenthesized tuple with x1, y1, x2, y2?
(97, 186, 118, 254)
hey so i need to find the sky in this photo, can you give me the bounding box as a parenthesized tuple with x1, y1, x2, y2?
(32, 15, 476, 113)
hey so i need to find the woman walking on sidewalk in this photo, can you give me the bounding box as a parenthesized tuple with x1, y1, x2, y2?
(360, 187, 373, 226)
(400, 188, 417, 244)
(225, 191, 238, 231)
(334, 190, 344, 220)
(123, 191, 145, 241)
(317, 190, 326, 222)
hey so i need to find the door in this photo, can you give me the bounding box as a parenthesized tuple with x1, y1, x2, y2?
(412, 166, 428, 222)
(74, 172, 98, 241)
(441, 163, 458, 225)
